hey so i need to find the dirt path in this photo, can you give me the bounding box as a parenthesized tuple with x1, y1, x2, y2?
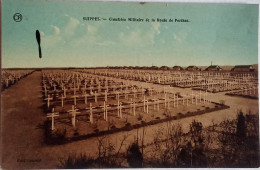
(1, 71, 258, 169)
(1, 71, 46, 169)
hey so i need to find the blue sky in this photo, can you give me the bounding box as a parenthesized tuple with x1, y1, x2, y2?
(2, 0, 259, 68)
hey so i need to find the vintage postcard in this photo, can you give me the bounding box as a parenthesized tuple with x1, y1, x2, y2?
(1, 0, 259, 169)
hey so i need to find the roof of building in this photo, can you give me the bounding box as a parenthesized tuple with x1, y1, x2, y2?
(207, 65, 221, 68)
(173, 66, 183, 68)
(186, 65, 199, 69)
(233, 65, 253, 68)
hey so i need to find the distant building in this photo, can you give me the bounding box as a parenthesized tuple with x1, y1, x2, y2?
(185, 65, 201, 71)
(160, 66, 170, 70)
(204, 65, 222, 71)
(150, 66, 159, 70)
(140, 66, 149, 70)
(231, 65, 255, 72)
(172, 66, 184, 71)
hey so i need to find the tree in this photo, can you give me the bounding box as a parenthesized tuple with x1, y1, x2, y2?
(126, 142, 143, 168)
(176, 120, 207, 167)
(236, 111, 246, 139)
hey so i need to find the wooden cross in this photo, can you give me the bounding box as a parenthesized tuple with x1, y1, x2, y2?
(94, 91, 98, 103)
(124, 89, 127, 99)
(102, 101, 110, 121)
(199, 90, 202, 102)
(60, 94, 66, 107)
(195, 94, 198, 105)
(173, 93, 176, 108)
(73, 87, 77, 95)
(72, 94, 78, 105)
(116, 91, 120, 101)
(119, 102, 122, 118)
(117, 100, 123, 118)
(143, 96, 148, 112)
(104, 90, 108, 102)
(176, 94, 179, 107)
(84, 80, 87, 89)
(157, 99, 160, 111)
(146, 99, 149, 113)
(45, 94, 53, 108)
(133, 101, 136, 116)
(63, 87, 67, 97)
(82, 92, 88, 104)
(89, 103, 93, 124)
(46, 108, 59, 131)
(191, 91, 194, 104)
(150, 89, 154, 96)
(133, 88, 137, 98)
(164, 92, 167, 108)
(205, 90, 207, 103)
(53, 84, 57, 91)
(90, 86, 93, 95)
(68, 105, 80, 127)
(98, 83, 101, 93)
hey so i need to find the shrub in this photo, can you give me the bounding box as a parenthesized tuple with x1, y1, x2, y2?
(125, 123, 131, 127)
(126, 142, 143, 168)
(59, 153, 95, 168)
(137, 114, 143, 121)
(110, 125, 116, 129)
(236, 111, 246, 139)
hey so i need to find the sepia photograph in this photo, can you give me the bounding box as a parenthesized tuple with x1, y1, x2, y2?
(1, 0, 259, 168)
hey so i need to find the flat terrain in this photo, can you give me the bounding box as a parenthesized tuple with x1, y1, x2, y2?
(1, 71, 258, 169)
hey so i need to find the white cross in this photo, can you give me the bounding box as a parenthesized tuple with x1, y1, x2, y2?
(82, 92, 88, 104)
(89, 103, 93, 124)
(72, 94, 78, 105)
(104, 90, 108, 102)
(133, 100, 136, 116)
(53, 84, 57, 91)
(60, 94, 66, 107)
(46, 108, 59, 131)
(102, 101, 110, 121)
(94, 91, 98, 103)
(68, 105, 80, 127)
(63, 87, 67, 97)
(117, 101, 123, 118)
(45, 94, 53, 108)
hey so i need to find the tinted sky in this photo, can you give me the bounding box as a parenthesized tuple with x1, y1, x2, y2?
(2, 0, 259, 68)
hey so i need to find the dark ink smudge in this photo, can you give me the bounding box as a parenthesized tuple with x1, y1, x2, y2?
(36, 30, 42, 58)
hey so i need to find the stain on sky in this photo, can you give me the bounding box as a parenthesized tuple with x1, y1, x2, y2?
(36, 30, 42, 59)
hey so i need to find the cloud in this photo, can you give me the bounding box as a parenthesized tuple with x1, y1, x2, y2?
(119, 22, 161, 46)
(119, 29, 142, 44)
(87, 25, 97, 35)
(41, 14, 115, 49)
(41, 25, 62, 47)
(173, 31, 188, 43)
(152, 22, 160, 35)
(40, 31, 45, 36)
(74, 23, 115, 47)
(40, 14, 81, 48)
(50, 25, 60, 35)
(63, 15, 80, 39)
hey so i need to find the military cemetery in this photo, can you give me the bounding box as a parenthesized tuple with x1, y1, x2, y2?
(1, 1, 258, 168)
